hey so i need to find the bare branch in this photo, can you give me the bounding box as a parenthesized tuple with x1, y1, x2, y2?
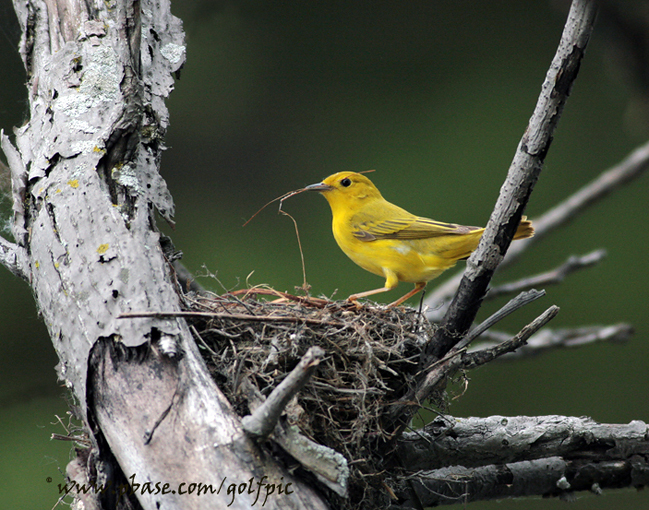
(395, 414, 649, 506)
(398, 415, 649, 471)
(524, 141, 649, 243)
(459, 289, 546, 348)
(3, 1, 331, 508)
(393, 455, 649, 508)
(485, 249, 606, 301)
(242, 346, 325, 439)
(426, 139, 649, 321)
(121, 310, 347, 327)
(461, 305, 560, 369)
(272, 419, 350, 497)
(385, 0, 599, 432)
(240, 375, 350, 497)
(407, 305, 559, 407)
(422, 0, 597, 366)
(472, 323, 634, 360)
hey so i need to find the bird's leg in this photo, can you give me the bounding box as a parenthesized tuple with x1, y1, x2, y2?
(417, 288, 427, 315)
(348, 271, 399, 305)
(388, 282, 426, 308)
(348, 286, 394, 303)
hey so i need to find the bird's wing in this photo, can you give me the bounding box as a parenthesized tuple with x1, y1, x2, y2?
(353, 215, 481, 241)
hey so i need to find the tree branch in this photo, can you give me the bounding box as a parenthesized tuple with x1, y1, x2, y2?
(240, 376, 350, 497)
(404, 305, 559, 409)
(242, 346, 324, 440)
(461, 305, 560, 369)
(383, 0, 599, 432)
(400, 415, 649, 471)
(393, 415, 649, 507)
(425, 139, 649, 322)
(485, 249, 606, 301)
(393, 455, 649, 508)
(460, 289, 546, 348)
(423, 0, 597, 364)
(4, 1, 330, 508)
(398, 413, 649, 471)
(472, 322, 633, 360)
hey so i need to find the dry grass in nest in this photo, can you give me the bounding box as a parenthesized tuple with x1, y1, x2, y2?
(182, 287, 439, 507)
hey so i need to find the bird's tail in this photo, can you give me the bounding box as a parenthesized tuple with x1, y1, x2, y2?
(442, 216, 534, 261)
(513, 216, 534, 240)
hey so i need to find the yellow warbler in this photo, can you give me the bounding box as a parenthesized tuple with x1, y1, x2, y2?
(307, 171, 534, 307)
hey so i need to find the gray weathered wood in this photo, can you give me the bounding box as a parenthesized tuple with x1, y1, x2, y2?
(393, 415, 649, 507)
(242, 346, 325, 440)
(1, 1, 329, 508)
(426, 0, 598, 362)
(393, 455, 648, 508)
(471, 322, 634, 360)
(241, 377, 350, 497)
(399, 415, 649, 470)
(385, 0, 599, 429)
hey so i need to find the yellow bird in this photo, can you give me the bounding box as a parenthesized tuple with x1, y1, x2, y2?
(307, 171, 534, 307)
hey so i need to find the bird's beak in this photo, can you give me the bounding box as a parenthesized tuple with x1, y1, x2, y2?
(305, 182, 333, 192)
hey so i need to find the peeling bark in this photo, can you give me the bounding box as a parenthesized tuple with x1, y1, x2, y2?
(2, 1, 329, 509)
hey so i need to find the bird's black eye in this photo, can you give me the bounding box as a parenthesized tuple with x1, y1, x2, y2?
(340, 177, 352, 187)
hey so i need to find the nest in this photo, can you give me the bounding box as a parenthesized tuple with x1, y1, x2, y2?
(183, 288, 439, 508)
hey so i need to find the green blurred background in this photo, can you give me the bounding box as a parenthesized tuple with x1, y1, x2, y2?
(1, 1, 648, 508)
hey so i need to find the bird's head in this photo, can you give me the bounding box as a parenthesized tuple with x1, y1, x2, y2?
(306, 171, 383, 214)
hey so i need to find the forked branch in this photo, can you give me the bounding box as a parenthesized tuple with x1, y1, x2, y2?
(404, 305, 559, 408)
(386, 0, 599, 430)
(485, 249, 606, 300)
(425, 139, 649, 321)
(424, 0, 597, 363)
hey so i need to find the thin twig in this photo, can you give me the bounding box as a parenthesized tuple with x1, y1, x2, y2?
(523, 141, 649, 244)
(243, 186, 314, 293)
(242, 346, 325, 439)
(462, 305, 560, 369)
(408, 305, 559, 406)
(278, 207, 310, 294)
(119, 310, 346, 327)
(189, 324, 218, 356)
(485, 249, 606, 300)
(242, 187, 309, 227)
(229, 286, 331, 307)
(412, 289, 547, 377)
(455, 289, 546, 350)
(470, 322, 633, 360)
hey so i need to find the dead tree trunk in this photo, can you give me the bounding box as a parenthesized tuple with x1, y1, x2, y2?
(0, 1, 327, 509)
